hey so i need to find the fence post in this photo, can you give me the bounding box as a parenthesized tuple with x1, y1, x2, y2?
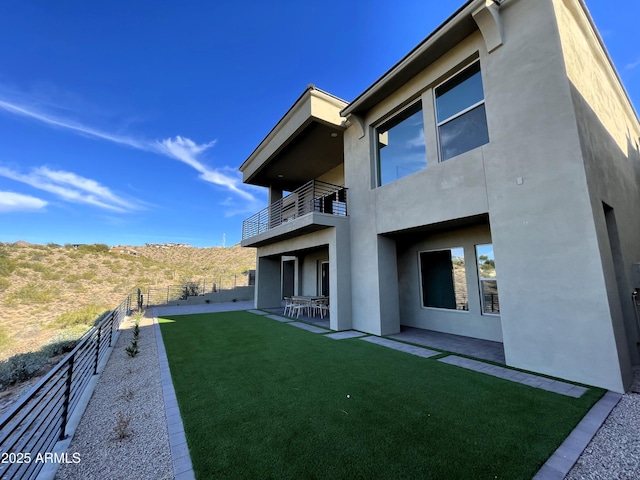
(60, 355, 74, 440)
(234, 275, 237, 288)
(167, 286, 169, 304)
(108, 311, 114, 347)
(94, 325, 101, 375)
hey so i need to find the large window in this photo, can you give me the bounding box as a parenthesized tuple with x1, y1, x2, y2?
(420, 248, 468, 310)
(435, 62, 489, 161)
(476, 244, 499, 314)
(376, 102, 426, 186)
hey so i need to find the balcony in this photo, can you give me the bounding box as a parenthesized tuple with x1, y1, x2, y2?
(242, 180, 348, 244)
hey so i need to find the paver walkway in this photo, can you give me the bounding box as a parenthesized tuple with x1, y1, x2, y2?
(389, 326, 506, 363)
(361, 336, 441, 358)
(439, 355, 587, 398)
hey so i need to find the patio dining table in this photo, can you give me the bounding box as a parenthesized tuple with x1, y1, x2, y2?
(290, 296, 328, 318)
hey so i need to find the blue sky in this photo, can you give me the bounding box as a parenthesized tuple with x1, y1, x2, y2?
(0, 0, 638, 247)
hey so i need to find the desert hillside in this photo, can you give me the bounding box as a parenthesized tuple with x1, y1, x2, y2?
(0, 242, 256, 360)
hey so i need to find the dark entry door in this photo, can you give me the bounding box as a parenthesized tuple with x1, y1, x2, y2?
(282, 260, 295, 298)
(321, 262, 329, 297)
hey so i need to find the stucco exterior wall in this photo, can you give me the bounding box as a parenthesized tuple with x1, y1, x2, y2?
(299, 249, 329, 296)
(317, 163, 344, 186)
(343, 0, 630, 391)
(254, 222, 352, 330)
(395, 223, 501, 342)
(554, 0, 640, 375)
(476, 0, 628, 392)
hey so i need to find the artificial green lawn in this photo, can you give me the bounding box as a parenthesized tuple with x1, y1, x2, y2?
(159, 311, 603, 479)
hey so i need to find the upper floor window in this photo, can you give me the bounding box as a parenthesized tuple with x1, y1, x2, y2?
(435, 62, 489, 161)
(376, 102, 426, 186)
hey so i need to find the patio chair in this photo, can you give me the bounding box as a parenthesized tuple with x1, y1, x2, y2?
(291, 297, 311, 318)
(283, 297, 294, 317)
(312, 297, 329, 319)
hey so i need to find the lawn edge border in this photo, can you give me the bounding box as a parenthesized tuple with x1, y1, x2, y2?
(154, 311, 196, 480)
(532, 390, 622, 480)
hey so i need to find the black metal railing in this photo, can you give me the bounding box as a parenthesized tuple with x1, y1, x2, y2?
(242, 180, 348, 240)
(144, 275, 254, 307)
(0, 294, 132, 480)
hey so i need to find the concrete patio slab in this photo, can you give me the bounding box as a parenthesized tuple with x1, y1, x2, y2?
(287, 322, 330, 333)
(324, 331, 367, 340)
(438, 356, 587, 398)
(265, 314, 293, 323)
(361, 336, 440, 358)
(389, 326, 505, 364)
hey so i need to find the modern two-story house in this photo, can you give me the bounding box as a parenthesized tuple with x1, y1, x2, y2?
(239, 0, 640, 393)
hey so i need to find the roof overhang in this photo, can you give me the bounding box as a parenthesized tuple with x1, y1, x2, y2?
(240, 86, 348, 191)
(342, 0, 482, 118)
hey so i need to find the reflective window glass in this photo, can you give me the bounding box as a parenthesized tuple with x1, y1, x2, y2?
(420, 247, 468, 310)
(377, 103, 426, 186)
(439, 105, 489, 161)
(476, 244, 499, 314)
(436, 63, 484, 122)
(436, 62, 489, 161)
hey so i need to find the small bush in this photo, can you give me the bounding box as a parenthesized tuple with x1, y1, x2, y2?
(17, 261, 49, 274)
(41, 330, 84, 357)
(42, 271, 62, 281)
(120, 387, 134, 401)
(0, 257, 16, 277)
(181, 281, 200, 299)
(113, 411, 132, 439)
(125, 341, 139, 357)
(78, 244, 110, 254)
(0, 351, 49, 386)
(4, 283, 57, 306)
(0, 326, 11, 351)
(0, 277, 10, 291)
(79, 270, 97, 280)
(49, 305, 109, 329)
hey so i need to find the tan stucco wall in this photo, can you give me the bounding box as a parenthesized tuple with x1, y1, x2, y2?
(554, 0, 640, 376)
(254, 220, 352, 331)
(343, 0, 630, 391)
(395, 223, 501, 342)
(317, 163, 344, 186)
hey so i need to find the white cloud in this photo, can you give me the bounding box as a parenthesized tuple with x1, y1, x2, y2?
(0, 97, 256, 204)
(0, 99, 146, 150)
(154, 136, 256, 202)
(625, 58, 640, 71)
(0, 191, 48, 212)
(405, 129, 425, 149)
(0, 166, 140, 212)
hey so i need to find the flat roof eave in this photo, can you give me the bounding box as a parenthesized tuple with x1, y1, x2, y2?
(240, 86, 348, 184)
(342, 0, 478, 118)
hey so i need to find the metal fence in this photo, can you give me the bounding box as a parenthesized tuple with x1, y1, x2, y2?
(0, 294, 133, 480)
(242, 180, 348, 240)
(144, 275, 253, 307)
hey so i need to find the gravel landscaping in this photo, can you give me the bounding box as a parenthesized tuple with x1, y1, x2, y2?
(566, 368, 640, 479)
(55, 313, 172, 480)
